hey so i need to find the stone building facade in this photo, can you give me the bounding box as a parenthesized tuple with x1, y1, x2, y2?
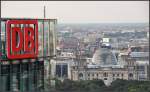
(70, 47, 149, 85)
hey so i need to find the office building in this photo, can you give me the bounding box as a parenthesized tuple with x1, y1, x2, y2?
(0, 18, 57, 92)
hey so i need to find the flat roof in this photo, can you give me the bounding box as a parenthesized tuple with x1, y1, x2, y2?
(1, 17, 57, 21)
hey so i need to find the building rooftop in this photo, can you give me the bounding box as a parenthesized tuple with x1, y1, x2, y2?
(87, 64, 124, 69)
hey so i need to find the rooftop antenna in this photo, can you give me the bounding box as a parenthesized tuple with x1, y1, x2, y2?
(44, 5, 46, 19)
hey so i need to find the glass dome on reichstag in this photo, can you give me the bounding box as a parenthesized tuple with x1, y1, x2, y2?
(92, 47, 118, 65)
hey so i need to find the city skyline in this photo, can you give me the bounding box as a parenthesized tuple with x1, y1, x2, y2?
(1, 1, 149, 23)
(0, 1, 150, 91)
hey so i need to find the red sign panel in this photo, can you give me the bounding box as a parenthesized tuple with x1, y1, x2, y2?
(6, 20, 38, 59)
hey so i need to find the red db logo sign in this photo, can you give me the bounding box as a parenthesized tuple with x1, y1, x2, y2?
(6, 20, 38, 59)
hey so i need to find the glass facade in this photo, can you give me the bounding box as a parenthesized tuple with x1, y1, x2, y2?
(0, 21, 7, 59)
(0, 61, 44, 92)
(56, 64, 68, 78)
(0, 18, 57, 92)
(37, 19, 57, 57)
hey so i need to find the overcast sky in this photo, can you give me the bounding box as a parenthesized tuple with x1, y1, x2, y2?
(1, 1, 149, 23)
